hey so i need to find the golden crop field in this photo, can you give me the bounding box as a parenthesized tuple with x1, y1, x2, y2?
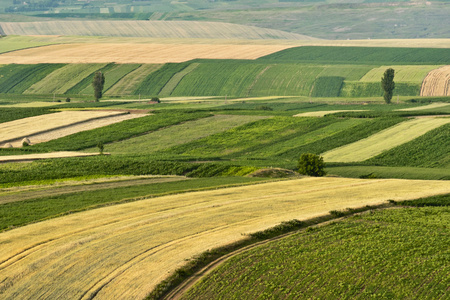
(294, 110, 366, 117)
(0, 177, 448, 299)
(0, 111, 127, 146)
(0, 43, 296, 64)
(322, 117, 450, 163)
(420, 65, 450, 96)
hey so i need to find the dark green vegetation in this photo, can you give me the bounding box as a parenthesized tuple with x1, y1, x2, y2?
(181, 196, 450, 299)
(1, 1, 448, 40)
(0, 47, 448, 99)
(381, 68, 395, 104)
(297, 153, 326, 177)
(0, 176, 265, 231)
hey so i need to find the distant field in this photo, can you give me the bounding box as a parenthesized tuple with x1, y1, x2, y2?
(0, 177, 448, 299)
(259, 46, 450, 65)
(105, 64, 161, 95)
(420, 65, 450, 96)
(0, 43, 295, 64)
(0, 110, 126, 145)
(322, 117, 450, 163)
(0, 20, 311, 40)
(360, 65, 439, 82)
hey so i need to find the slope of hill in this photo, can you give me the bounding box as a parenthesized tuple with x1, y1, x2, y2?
(0, 20, 314, 40)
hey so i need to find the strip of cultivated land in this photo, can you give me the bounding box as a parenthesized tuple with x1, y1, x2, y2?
(0, 43, 296, 64)
(322, 117, 450, 163)
(0, 177, 448, 299)
(5, 113, 146, 147)
(0, 110, 128, 145)
(0, 21, 311, 40)
(420, 65, 450, 96)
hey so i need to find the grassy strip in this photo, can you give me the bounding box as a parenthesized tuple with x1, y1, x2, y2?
(310, 76, 344, 97)
(31, 111, 211, 151)
(146, 202, 397, 300)
(367, 123, 450, 168)
(0, 176, 266, 232)
(0, 155, 261, 185)
(134, 63, 190, 96)
(327, 165, 450, 180)
(278, 117, 405, 158)
(0, 107, 53, 123)
(259, 46, 450, 65)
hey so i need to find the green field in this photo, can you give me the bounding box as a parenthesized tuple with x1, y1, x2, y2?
(104, 64, 161, 96)
(182, 203, 450, 299)
(104, 114, 267, 155)
(259, 46, 450, 65)
(24, 63, 106, 94)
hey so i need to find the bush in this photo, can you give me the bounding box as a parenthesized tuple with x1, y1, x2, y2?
(297, 153, 326, 177)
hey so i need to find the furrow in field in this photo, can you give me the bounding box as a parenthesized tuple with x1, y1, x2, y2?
(0, 177, 448, 299)
(322, 117, 450, 163)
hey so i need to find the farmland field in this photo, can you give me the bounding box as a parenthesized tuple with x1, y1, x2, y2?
(0, 20, 311, 40)
(322, 117, 450, 163)
(104, 64, 161, 96)
(24, 64, 106, 94)
(182, 204, 450, 300)
(0, 177, 448, 299)
(0, 110, 127, 145)
(420, 65, 450, 96)
(104, 115, 267, 155)
(0, 43, 295, 64)
(360, 65, 439, 82)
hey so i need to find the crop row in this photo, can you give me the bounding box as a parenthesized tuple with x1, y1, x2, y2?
(183, 205, 450, 299)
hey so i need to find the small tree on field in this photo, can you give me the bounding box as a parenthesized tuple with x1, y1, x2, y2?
(97, 142, 104, 155)
(381, 68, 395, 104)
(92, 71, 105, 102)
(297, 153, 326, 177)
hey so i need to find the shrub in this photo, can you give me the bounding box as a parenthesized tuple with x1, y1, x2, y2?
(297, 153, 326, 177)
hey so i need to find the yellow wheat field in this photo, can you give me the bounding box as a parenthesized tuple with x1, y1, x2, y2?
(294, 110, 366, 117)
(0, 177, 448, 299)
(0, 111, 127, 145)
(0, 43, 295, 64)
(322, 117, 450, 162)
(420, 65, 450, 96)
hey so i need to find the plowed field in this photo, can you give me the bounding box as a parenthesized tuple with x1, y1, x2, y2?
(0, 177, 448, 299)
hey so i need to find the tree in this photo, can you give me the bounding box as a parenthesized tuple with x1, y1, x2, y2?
(97, 142, 104, 155)
(297, 153, 326, 177)
(92, 71, 105, 102)
(381, 68, 395, 104)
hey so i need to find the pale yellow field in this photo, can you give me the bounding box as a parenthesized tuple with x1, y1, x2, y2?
(294, 110, 366, 117)
(5, 113, 146, 147)
(0, 102, 64, 108)
(420, 65, 450, 96)
(360, 65, 439, 82)
(0, 43, 295, 64)
(397, 102, 450, 111)
(0, 151, 100, 163)
(0, 177, 448, 299)
(0, 111, 127, 145)
(322, 117, 450, 162)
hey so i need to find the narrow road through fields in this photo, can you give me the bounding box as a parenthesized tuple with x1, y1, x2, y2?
(0, 177, 448, 299)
